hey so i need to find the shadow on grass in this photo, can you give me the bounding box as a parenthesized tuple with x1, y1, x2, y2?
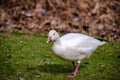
(26, 62, 88, 75)
(26, 64, 73, 74)
(39, 64, 73, 74)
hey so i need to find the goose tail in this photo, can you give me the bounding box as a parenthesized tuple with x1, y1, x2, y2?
(99, 41, 106, 46)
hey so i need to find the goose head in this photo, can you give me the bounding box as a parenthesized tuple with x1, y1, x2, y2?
(46, 30, 60, 43)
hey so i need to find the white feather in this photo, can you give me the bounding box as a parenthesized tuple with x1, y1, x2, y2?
(48, 30, 106, 62)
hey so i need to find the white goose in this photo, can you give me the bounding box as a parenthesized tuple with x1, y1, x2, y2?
(46, 30, 106, 78)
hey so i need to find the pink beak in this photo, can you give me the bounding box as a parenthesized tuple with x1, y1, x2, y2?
(46, 36, 51, 43)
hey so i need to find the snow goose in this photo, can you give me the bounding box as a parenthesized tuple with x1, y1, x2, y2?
(46, 30, 106, 78)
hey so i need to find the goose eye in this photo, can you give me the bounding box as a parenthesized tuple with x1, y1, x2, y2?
(53, 33, 55, 35)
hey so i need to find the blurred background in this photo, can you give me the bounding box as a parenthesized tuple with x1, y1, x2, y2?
(0, 1, 120, 80)
(0, 0, 120, 41)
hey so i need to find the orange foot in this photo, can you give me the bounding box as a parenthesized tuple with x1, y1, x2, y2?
(66, 64, 79, 78)
(67, 71, 78, 78)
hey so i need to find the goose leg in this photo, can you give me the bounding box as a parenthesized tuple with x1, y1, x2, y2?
(72, 61, 75, 67)
(67, 61, 81, 78)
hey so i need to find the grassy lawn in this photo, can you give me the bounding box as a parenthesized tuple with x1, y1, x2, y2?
(0, 31, 120, 80)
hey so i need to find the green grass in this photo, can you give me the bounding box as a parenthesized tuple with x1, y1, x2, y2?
(0, 32, 120, 80)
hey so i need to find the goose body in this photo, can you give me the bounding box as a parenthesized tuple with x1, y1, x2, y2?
(46, 30, 106, 78)
(52, 33, 105, 61)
